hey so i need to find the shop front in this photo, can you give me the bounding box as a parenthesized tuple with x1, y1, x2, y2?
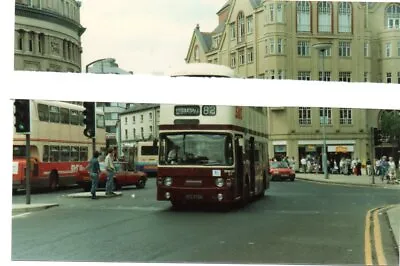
(273, 141, 287, 161)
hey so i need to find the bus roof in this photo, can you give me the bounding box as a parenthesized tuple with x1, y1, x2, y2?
(169, 63, 235, 78)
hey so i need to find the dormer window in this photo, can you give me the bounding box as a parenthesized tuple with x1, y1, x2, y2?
(386, 4, 400, 29)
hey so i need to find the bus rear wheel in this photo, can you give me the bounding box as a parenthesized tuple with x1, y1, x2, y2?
(49, 171, 59, 191)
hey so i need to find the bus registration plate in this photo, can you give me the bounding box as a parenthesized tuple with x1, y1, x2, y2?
(185, 194, 203, 200)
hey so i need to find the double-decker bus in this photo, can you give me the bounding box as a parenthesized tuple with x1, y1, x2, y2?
(12, 100, 106, 192)
(134, 141, 158, 176)
(156, 64, 270, 208)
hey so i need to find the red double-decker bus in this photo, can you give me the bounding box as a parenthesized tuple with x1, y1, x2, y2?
(12, 100, 106, 192)
(156, 64, 270, 208)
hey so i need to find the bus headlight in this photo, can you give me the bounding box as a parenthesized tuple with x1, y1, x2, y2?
(164, 177, 172, 186)
(215, 178, 224, 188)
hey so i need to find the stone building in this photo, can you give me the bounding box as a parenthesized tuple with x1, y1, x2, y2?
(185, 1, 400, 169)
(14, 0, 85, 72)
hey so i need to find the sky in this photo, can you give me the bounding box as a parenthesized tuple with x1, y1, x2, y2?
(80, 0, 228, 75)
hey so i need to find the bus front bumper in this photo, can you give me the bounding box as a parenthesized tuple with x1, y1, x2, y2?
(157, 186, 233, 203)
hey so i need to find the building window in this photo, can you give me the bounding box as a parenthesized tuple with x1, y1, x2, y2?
(149, 125, 153, 134)
(338, 2, 352, 33)
(270, 38, 275, 54)
(238, 12, 245, 43)
(270, 4, 274, 22)
(364, 72, 368, 82)
(398, 41, 400, 56)
(298, 71, 311, 80)
(214, 58, 218, 64)
(339, 72, 351, 82)
(386, 4, 400, 29)
(125, 129, 128, 140)
(230, 52, 236, 68)
(124, 117, 128, 125)
(386, 72, 392, 83)
(340, 108, 352, 124)
(38, 33, 45, 54)
(17, 30, 23, 50)
(319, 108, 332, 125)
(299, 107, 311, 125)
(194, 46, 200, 62)
(385, 42, 392, 57)
(318, 2, 332, 32)
(270, 70, 275, 80)
(140, 114, 143, 123)
(212, 35, 221, 49)
(247, 16, 253, 34)
(277, 70, 283, 79)
(230, 22, 236, 40)
(239, 49, 245, 65)
(149, 112, 153, 121)
(265, 40, 269, 55)
(247, 48, 254, 63)
(28, 32, 33, 52)
(339, 41, 351, 57)
(132, 116, 135, 124)
(297, 41, 310, 56)
(319, 47, 331, 57)
(140, 127, 144, 138)
(277, 3, 284, 23)
(319, 71, 331, 81)
(133, 128, 136, 139)
(297, 1, 311, 32)
(277, 38, 283, 54)
(364, 41, 369, 57)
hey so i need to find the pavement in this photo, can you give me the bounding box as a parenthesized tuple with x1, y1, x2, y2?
(11, 191, 122, 215)
(296, 172, 400, 252)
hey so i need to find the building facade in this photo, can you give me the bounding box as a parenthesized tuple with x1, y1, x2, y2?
(119, 104, 160, 149)
(185, 1, 400, 169)
(14, 0, 85, 72)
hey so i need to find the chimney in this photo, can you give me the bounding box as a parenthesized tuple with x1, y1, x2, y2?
(196, 24, 200, 30)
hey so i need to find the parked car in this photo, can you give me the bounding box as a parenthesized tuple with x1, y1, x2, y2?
(269, 161, 295, 181)
(75, 161, 147, 191)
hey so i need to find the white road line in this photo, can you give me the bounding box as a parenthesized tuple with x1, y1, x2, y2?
(12, 212, 31, 219)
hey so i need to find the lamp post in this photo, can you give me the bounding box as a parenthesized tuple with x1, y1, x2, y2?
(313, 42, 332, 179)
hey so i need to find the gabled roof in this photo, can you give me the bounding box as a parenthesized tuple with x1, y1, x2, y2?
(216, 0, 232, 15)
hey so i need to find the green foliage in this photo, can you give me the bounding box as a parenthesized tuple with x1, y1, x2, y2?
(380, 110, 400, 141)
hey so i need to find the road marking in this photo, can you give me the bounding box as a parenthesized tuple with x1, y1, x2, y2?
(365, 206, 392, 266)
(12, 212, 31, 219)
(373, 209, 387, 266)
(365, 209, 373, 265)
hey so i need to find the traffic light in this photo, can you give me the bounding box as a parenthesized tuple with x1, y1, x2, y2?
(14, 99, 30, 133)
(83, 102, 96, 138)
(373, 127, 382, 145)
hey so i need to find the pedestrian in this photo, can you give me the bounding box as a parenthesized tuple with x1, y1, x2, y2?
(88, 151, 100, 199)
(104, 147, 116, 196)
(388, 157, 397, 184)
(356, 158, 362, 176)
(300, 156, 307, 173)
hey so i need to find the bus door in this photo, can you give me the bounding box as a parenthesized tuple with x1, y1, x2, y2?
(249, 137, 256, 194)
(234, 135, 244, 198)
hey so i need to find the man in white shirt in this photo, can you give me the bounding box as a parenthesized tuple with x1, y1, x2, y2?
(300, 157, 307, 173)
(104, 148, 116, 195)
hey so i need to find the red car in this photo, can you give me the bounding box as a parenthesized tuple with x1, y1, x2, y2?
(269, 161, 295, 181)
(75, 161, 147, 191)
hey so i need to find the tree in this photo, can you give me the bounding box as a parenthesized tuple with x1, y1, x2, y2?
(380, 110, 400, 142)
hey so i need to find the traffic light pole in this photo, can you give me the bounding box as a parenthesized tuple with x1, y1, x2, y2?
(92, 137, 96, 157)
(370, 127, 375, 184)
(26, 133, 31, 204)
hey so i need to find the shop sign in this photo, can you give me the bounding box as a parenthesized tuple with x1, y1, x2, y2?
(335, 146, 348, 153)
(274, 145, 286, 153)
(305, 145, 316, 152)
